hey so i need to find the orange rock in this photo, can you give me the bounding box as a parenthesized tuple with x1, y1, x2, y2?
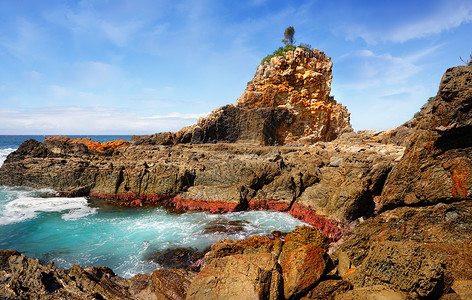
(282, 244, 328, 299)
(236, 47, 351, 144)
(44, 136, 129, 152)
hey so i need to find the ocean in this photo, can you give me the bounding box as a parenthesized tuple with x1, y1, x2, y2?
(0, 135, 306, 277)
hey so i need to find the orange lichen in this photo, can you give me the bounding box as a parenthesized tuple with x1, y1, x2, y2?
(45, 136, 129, 152)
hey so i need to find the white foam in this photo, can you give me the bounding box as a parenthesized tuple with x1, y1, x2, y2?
(0, 197, 97, 225)
(0, 148, 16, 167)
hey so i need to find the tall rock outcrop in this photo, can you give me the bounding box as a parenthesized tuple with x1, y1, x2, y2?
(236, 47, 351, 144)
(379, 66, 472, 211)
(135, 47, 351, 146)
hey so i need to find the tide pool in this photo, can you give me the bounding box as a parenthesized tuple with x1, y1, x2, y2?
(0, 186, 307, 277)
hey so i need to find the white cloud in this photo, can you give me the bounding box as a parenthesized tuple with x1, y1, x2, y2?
(0, 106, 204, 135)
(335, 50, 422, 90)
(332, 47, 442, 130)
(44, 0, 167, 47)
(340, 0, 472, 44)
(388, 2, 472, 43)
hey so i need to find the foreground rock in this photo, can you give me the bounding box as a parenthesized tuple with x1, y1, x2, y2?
(0, 250, 152, 299)
(187, 253, 282, 300)
(334, 200, 472, 299)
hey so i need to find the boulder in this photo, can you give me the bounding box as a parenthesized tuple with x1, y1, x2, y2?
(186, 253, 282, 300)
(202, 235, 283, 268)
(279, 225, 327, 264)
(281, 244, 328, 299)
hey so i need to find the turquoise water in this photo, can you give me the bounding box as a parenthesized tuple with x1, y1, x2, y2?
(0, 136, 307, 277)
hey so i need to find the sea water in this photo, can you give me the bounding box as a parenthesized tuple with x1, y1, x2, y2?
(0, 135, 307, 277)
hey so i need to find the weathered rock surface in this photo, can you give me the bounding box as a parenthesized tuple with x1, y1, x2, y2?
(186, 253, 283, 300)
(346, 241, 452, 298)
(379, 66, 472, 211)
(133, 48, 351, 146)
(151, 268, 196, 300)
(334, 285, 411, 300)
(201, 235, 284, 268)
(334, 200, 472, 299)
(282, 244, 328, 299)
(0, 137, 403, 238)
(300, 279, 352, 300)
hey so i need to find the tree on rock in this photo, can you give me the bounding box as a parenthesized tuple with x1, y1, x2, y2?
(282, 26, 295, 45)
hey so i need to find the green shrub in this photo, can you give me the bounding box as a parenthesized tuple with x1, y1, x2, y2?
(260, 44, 308, 66)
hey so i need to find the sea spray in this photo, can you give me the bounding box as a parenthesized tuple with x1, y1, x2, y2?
(0, 186, 307, 277)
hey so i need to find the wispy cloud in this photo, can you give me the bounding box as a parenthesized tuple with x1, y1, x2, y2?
(333, 46, 443, 130)
(43, 0, 162, 47)
(335, 49, 423, 90)
(0, 106, 205, 135)
(388, 1, 472, 43)
(338, 0, 472, 44)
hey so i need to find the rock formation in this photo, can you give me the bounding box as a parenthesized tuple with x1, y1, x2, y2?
(0, 136, 403, 240)
(379, 66, 472, 211)
(1, 54, 471, 299)
(133, 47, 351, 146)
(236, 48, 351, 144)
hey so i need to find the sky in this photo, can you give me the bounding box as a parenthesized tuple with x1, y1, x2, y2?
(0, 0, 471, 135)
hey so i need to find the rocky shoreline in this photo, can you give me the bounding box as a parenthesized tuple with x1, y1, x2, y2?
(1, 48, 471, 299)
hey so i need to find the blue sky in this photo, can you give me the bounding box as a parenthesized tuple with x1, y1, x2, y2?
(0, 0, 471, 135)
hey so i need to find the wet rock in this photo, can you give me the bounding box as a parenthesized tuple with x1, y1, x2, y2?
(186, 253, 282, 300)
(144, 247, 207, 269)
(203, 219, 249, 234)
